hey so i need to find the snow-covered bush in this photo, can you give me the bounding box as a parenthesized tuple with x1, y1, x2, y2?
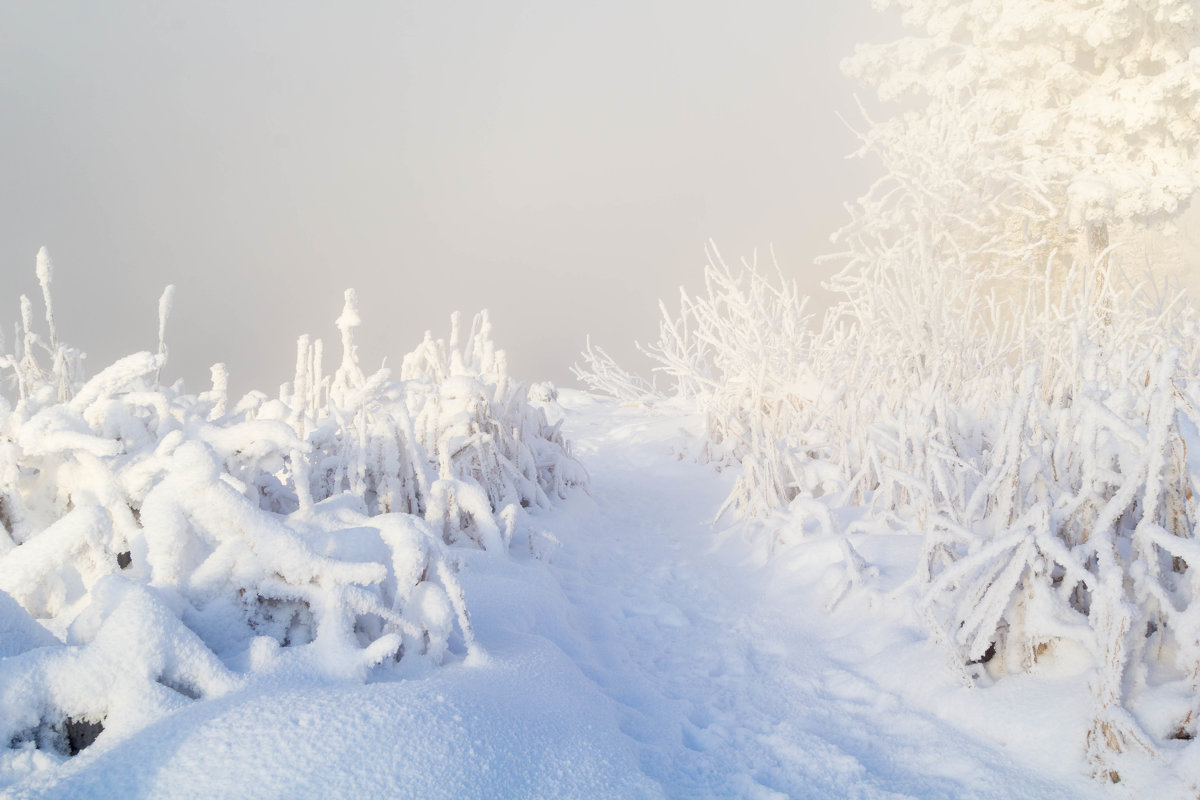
(831, 0, 1200, 779)
(911, 272, 1200, 778)
(581, 237, 1200, 785)
(575, 244, 841, 521)
(577, 109, 1200, 779)
(582, 2, 1200, 782)
(0, 251, 583, 774)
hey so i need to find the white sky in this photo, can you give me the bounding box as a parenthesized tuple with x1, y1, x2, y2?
(1, 1, 892, 392)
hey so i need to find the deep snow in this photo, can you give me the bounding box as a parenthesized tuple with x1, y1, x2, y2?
(1, 392, 1136, 798)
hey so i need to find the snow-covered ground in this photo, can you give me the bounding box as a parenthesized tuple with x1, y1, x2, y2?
(0, 391, 1147, 798)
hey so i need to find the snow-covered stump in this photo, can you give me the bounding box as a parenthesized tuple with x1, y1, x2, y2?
(0, 251, 584, 778)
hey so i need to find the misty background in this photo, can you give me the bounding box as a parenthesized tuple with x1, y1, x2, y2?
(2, 2, 1192, 395)
(0, 1, 893, 393)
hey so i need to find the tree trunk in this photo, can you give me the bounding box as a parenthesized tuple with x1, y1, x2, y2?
(1088, 222, 1110, 262)
(1088, 222, 1112, 322)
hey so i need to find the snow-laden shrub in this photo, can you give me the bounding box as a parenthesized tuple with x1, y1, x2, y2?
(0, 251, 583, 774)
(572, 338, 660, 406)
(577, 0, 1200, 781)
(578, 241, 1200, 781)
(909, 280, 1200, 779)
(279, 294, 585, 531)
(575, 244, 842, 520)
(820, 75, 1200, 784)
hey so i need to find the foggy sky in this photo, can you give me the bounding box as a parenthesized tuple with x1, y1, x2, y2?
(1, 1, 890, 394)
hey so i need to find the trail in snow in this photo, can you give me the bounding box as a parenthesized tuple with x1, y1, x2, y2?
(529, 393, 1105, 799)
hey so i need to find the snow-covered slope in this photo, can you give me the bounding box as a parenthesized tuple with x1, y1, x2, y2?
(4, 390, 1139, 798)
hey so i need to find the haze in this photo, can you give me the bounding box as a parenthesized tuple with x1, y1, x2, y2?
(3, 2, 896, 393)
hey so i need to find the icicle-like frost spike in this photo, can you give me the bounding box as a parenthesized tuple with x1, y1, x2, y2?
(155, 284, 175, 384)
(35, 247, 56, 351)
(331, 289, 365, 406)
(292, 334, 310, 437)
(208, 362, 229, 419)
(310, 337, 324, 415)
(18, 295, 40, 396)
(157, 285, 175, 355)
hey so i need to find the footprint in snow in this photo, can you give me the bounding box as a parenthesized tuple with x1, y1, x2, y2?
(624, 599, 690, 627)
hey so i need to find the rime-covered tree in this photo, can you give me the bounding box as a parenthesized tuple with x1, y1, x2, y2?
(845, 0, 1200, 259)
